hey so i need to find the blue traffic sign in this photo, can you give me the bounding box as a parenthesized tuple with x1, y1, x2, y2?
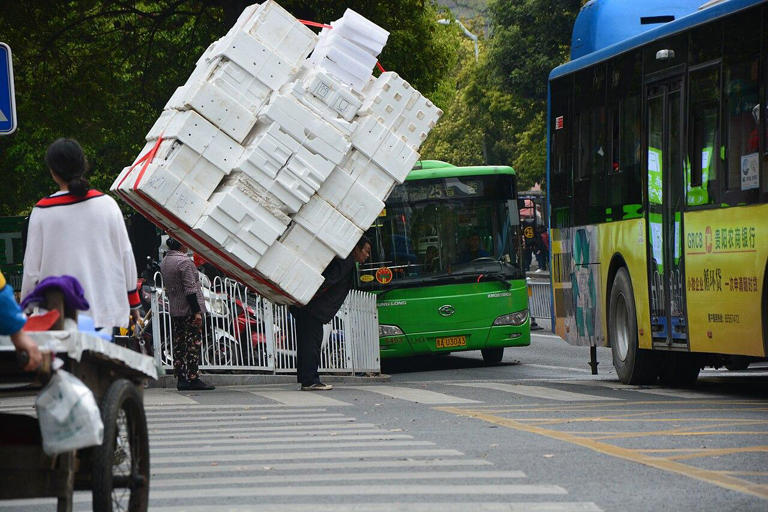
(0, 43, 17, 135)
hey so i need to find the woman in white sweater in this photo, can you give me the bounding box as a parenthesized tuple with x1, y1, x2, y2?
(21, 138, 141, 332)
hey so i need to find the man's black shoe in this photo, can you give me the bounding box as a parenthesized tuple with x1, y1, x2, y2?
(178, 378, 215, 391)
(176, 377, 188, 391)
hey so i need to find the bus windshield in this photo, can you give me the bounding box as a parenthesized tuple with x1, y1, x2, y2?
(361, 173, 523, 290)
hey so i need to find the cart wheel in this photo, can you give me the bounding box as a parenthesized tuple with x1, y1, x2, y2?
(92, 379, 150, 512)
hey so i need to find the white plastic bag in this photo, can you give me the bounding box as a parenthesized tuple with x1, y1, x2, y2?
(36, 370, 104, 455)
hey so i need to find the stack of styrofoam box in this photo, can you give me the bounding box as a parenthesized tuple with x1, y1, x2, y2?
(308, 9, 389, 92)
(112, 0, 442, 305)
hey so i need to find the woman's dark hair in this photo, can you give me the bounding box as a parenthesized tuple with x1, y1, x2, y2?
(166, 237, 182, 251)
(45, 138, 90, 197)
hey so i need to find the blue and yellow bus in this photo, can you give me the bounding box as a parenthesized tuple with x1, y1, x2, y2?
(548, 0, 768, 384)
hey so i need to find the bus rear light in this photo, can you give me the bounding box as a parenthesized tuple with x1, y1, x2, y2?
(493, 309, 528, 326)
(379, 324, 404, 337)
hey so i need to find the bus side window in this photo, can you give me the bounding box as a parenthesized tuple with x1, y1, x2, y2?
(723, 12, 760, 200)
(686, 66, 719, 207)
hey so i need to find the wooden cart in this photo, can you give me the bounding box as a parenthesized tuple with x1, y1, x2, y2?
(0, 331, 157, 511)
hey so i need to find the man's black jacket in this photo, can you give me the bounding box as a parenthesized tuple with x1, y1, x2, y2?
(297, 254, 357, 323)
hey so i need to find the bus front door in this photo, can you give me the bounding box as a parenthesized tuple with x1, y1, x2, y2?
(646, 76, 689, 348)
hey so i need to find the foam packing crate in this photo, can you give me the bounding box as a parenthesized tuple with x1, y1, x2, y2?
(296, 67, 363, 123)
(351, 116, 420, 183)
(209, 30, 297, 92)
(261, 94, 351, 165)
(238, 121, 296, 179)
(202, 186, 289, 266)
(339, 149, 397, 202)
(280, 223, 335, 274)
(294, 196, 362, 258)
(330, 9, 389, 55)
(145, 110, 217, 157)
(241, 0, 317, 68)
(234, 125, 315, 214)
(255, 241, 324, 305)
(318, 168, 385, 230)
(175, 66, 258, 143)
(361, 72, 443, 149)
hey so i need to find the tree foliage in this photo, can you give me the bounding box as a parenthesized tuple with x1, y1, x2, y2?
(0, 0, 458, 215)
(422, 0, 581, 189)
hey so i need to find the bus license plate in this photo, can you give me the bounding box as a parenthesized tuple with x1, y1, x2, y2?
(435, 336, 467, 349)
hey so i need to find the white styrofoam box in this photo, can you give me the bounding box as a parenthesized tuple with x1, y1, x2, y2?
(146, 110, 218, 154)
(237, 121, 297, 177)
(340, 149, 397, 201)
(294, 196, 362, 257)
(312, 50, 372, 92)
(202, 129, 245, 172)
(242, 0, 317, 67)
(200, 184, 290, 267)
(207, 57, 273, 116)
(318, 167, 384, 229)
(316, 30, 378, 69)
(300, 68, 363, 122)
(210, 30, 296, 91)
(276, 255, 325, 305)
(288, 81, 355, 137)
(261, 94, 351, 165)
(351, 116, 419, 183)
(339, 181, 385, 230)
(282, 144, 335, 192)
(316, 166, 354, 207)
(165, 181, 209, 228)
(280, 223, 335, 274)
(163, 142, 229, 201)
(183, 77, 256, 143)
(360, 72, 443, 149)
(255, 241, 324, 305)
(330, 10, 389, 55)
(133, 162, 181, 205)
(145, 109, 177, 141)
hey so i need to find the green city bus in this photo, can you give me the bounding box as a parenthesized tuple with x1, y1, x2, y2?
(359, 160, 531, 363)
(548, 0, 768, 384)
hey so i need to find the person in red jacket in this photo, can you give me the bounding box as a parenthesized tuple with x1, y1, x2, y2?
(290, 236, 371, 391)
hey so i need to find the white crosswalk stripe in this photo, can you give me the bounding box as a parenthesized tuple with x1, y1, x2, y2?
(244, 389, 353, 406)
(346, 384, 482, 404)
(0, 390, 602, 511)
(450, 382, 621, 401)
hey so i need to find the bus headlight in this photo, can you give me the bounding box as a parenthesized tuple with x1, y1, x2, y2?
(379, 324, 404, 337)
(493, 309, 528, 326)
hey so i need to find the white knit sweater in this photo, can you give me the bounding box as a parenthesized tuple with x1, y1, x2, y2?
(21, 191, 138, 329)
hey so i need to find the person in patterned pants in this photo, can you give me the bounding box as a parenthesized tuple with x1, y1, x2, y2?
(160, 237, 215, 391)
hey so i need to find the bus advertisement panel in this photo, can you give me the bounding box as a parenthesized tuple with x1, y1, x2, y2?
(547, 0, 768, 384)
(359, 161, 530, 363)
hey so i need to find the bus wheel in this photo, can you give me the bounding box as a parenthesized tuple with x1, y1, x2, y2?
(659, 353, 700, 387)
(481, 347, 504, 364)
(609, 268, 656, 384)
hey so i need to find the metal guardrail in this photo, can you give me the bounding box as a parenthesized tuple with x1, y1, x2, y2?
(148, 274, 380, 375)
(527, 277, 552, 321)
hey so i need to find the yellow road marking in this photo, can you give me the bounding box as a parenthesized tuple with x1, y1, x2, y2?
(437, 407, 768, 500)
(593, 431, 768, 440)
(471, 400, 767, 414)
(665, 446, 768, 461)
